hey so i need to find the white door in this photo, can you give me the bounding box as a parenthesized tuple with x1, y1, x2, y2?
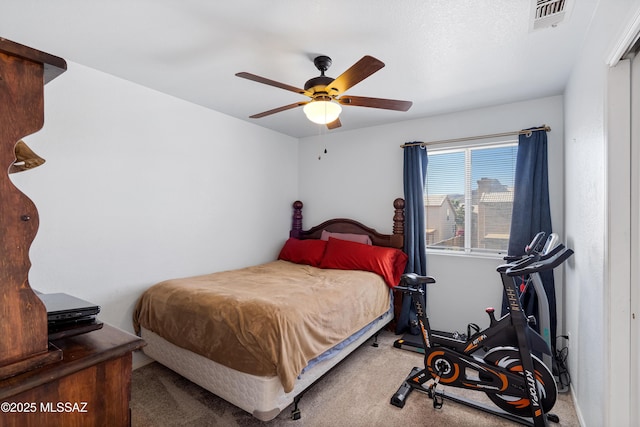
(631, 48, 640, 424)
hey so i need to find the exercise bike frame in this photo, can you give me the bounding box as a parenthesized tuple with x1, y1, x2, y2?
(393, 272, 555, 427)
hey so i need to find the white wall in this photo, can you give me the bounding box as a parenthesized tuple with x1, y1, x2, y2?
(10, 62, 298, 367)
(298, 95, 564, 333)
(563, 1, 640, 426)
(13, 12, 638, 420)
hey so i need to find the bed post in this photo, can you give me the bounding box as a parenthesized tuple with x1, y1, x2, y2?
(392, 198, 405, 249)
(290, 200, 303, 239)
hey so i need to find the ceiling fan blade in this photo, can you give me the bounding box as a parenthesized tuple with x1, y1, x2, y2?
(326, 118, 342, 130)
(325, 56, 385, 95)
(338, 95, 412, 111)
(249, 102, 308, 119)
(236, 72, 309, 96)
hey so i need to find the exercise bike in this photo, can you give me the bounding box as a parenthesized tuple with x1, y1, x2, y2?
(500, 231, 563, 373)
(390, 243, 573, 427)
(394, 231, 561, 372)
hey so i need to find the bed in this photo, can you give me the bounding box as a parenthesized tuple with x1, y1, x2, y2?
(133, 198, 406, 421)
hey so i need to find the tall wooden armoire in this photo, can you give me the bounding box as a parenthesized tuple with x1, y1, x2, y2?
(0, 37, 67, 378)
(0, 38, 144, 427)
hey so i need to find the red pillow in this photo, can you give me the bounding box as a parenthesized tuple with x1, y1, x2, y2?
(318, 237, 408, 288)
(278, 238, 327, 267)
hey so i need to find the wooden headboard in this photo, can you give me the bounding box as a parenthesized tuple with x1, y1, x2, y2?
(289, 198, 405, 250)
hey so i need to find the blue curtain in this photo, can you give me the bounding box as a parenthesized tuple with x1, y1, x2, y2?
(396, 143, 428, 334)
(503, 127, 556, 348)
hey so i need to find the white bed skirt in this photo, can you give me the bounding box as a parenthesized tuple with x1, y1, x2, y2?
(139, 309, 392, 421)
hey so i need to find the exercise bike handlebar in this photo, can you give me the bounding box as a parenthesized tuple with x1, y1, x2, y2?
(505, 247, 573, 277)
(497, 243, 567, 273)
(525, 231, 547, 255)
(503, 231, 547, 262)
(496, 254, 537, 273)
(538, 242, 565, 260)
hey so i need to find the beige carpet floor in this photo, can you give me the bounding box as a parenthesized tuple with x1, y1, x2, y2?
(131, 329, 580, 426)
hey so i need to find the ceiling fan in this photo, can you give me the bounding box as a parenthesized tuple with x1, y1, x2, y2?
(235, 55, 413, 129)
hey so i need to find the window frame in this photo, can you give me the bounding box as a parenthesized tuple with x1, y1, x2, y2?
(424, 138, 519, 258)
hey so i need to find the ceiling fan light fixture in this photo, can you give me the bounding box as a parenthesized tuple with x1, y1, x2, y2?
(303, 99, 342, 125)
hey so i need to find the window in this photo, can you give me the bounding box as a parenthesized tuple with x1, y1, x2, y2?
(424, 141, 518, 255)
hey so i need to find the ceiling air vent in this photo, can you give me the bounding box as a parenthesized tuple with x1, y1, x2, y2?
(530, 0, 571, 31)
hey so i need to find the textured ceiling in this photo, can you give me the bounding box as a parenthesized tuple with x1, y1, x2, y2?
(1, 0, 598, 138)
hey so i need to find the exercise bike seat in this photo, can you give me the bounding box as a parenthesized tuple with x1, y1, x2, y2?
(401, 273, 436, 286)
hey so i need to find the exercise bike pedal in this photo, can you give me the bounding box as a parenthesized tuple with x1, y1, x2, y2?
(431, 389, 444, 409)
(547, 413, 560, 423)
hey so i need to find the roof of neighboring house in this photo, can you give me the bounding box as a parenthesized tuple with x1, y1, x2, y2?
(485, 233, 510, 239)
(424, 195, 450, 207)
(480, 190, 514, 203)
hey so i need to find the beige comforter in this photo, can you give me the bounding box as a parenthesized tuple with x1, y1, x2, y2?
(133, 260, 390, 392)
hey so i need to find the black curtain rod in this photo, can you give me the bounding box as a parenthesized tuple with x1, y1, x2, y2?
(400, 125, 551, 148)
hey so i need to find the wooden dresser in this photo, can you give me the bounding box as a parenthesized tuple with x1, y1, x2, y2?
(0, 38, 144, 426)
(0, 325, 144, 427)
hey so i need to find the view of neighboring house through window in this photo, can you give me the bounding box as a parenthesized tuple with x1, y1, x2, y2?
(424, 141, 518, 255)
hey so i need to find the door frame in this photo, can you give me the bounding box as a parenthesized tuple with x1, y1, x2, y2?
(606, 10, 640, 425)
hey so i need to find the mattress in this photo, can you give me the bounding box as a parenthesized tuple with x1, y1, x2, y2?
(133, 260, 391, 393)
(140, 307, 392, 421)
